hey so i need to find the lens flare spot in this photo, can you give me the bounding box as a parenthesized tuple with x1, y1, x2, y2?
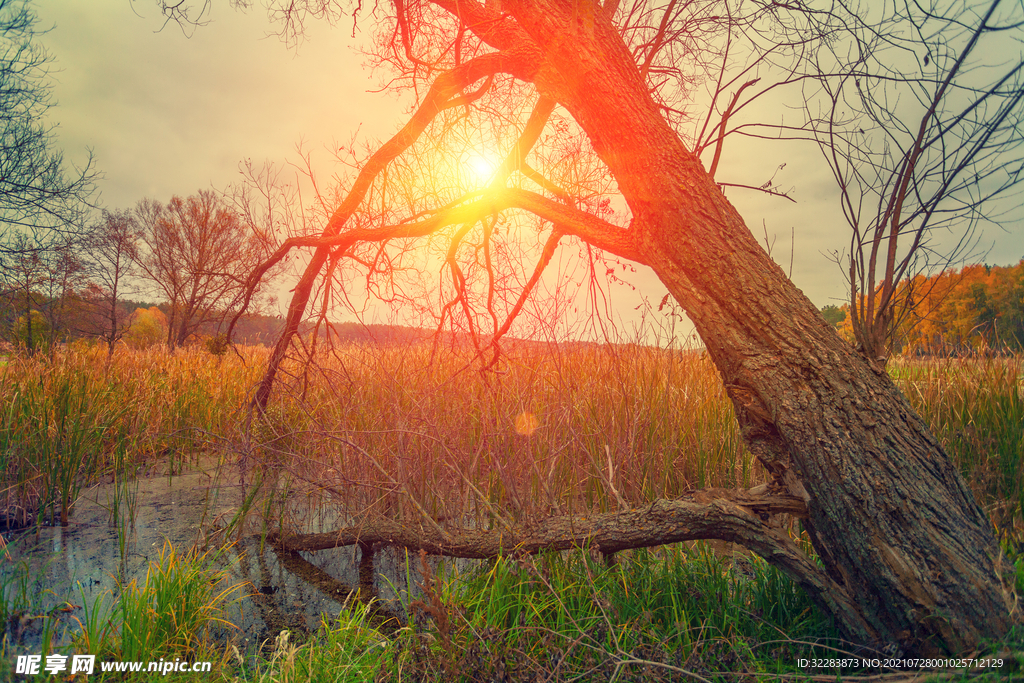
(514, 411, 539, 436)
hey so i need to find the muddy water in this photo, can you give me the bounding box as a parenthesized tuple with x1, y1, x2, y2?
(1, 459, 464, 655)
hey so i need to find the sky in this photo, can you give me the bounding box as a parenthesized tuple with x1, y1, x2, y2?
(31, 0, 1024, 331)
(34, 1, 402, 207)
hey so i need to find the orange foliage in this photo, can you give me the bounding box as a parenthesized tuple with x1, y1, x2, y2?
(124, 306, 169, 349)
(837, 260, 1024, 356)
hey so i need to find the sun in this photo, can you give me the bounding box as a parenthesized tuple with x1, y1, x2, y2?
(465, 153, 498, 185)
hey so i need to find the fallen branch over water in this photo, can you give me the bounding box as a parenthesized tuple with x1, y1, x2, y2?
(267, 484, 878, 643)
(267, 485, 806, 558)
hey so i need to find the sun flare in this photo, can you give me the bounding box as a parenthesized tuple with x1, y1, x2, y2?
(465, 153, 498, 185)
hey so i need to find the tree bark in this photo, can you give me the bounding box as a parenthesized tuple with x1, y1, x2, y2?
(271, 486, 809, 556)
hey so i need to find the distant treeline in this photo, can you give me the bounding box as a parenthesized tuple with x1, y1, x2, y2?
(822, 260, 1024, 355)
(294, 320, 636, 355)
(0, 293, 286, 349)
(301, 321, 435, 346)
(0, 289, 472, 350)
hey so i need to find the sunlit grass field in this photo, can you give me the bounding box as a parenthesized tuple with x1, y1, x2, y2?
(0, 342, 262, 529)
(0, 340, 1021, 680)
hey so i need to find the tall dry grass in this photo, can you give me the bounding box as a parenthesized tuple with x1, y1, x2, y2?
(1, 338, 1020, 537)
(891, 355, 1024, 529)
(0, 341, 263, 527)
(251, 339, 758, 530)
(265, 343, 1020, 534)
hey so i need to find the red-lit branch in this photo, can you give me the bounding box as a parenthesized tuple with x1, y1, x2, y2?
(264, 188, 640, 264)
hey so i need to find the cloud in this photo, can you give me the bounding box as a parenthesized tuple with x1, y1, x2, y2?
(37, 0, 401, 208)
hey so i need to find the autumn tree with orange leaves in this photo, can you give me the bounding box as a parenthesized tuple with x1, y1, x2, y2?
(847, 260, 1024, 356)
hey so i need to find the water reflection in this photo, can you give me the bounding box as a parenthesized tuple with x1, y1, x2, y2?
(1, 459, 465, 655)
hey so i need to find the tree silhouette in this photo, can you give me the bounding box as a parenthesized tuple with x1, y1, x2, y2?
(0, 0, 96, 271)
(0, 0, 97, 348)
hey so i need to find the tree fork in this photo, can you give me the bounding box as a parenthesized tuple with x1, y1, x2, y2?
(244, 52, 525, 412)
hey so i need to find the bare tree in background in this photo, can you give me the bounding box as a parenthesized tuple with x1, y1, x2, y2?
(3, 232, 45, 350)
(35, 235, 85, 349)
(134, 190, 276, 349)
(813, 0, 1024, 361)
(80, 209, 140, 355)
(161, 0, 1019, 654)
(0, 0, 96, 273)
(0, 231, 83, 351)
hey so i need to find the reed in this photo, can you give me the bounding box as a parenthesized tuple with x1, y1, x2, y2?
(258, 342, 1024, 538)
(892, 355, 1024, 528)
(116, 541, 242, 662)
(252, 339, 758, 531)
(2, 339, 1019, 539)
(0, 341, 263, 527)
(0, 554, 66, 671)
(0, 557, 33, 630)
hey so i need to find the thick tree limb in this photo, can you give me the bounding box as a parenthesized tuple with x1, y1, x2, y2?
(497, 188, 640, 260)
(267, 486, 872, 640)
(250, 187, 642, 266)
(268, 487, 807, 556)
(492, 95, 556, 186)
(428, 0, 532, 53)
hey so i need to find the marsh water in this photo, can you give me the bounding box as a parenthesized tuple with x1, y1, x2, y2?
(1, 457, 464, 657)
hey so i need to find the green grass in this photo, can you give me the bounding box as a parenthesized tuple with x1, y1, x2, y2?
(235, 599, 392, 683)
(237, 544, 844, 682)
(0, 540, 243, 682)
(235, 542, 1024, 682)
(116, 542, 243, 662)
(1, 539, 849, 682)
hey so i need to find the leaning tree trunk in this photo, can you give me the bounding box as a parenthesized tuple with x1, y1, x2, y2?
(649, 240, 1014, 654)
(503, 0, 1016, 655)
